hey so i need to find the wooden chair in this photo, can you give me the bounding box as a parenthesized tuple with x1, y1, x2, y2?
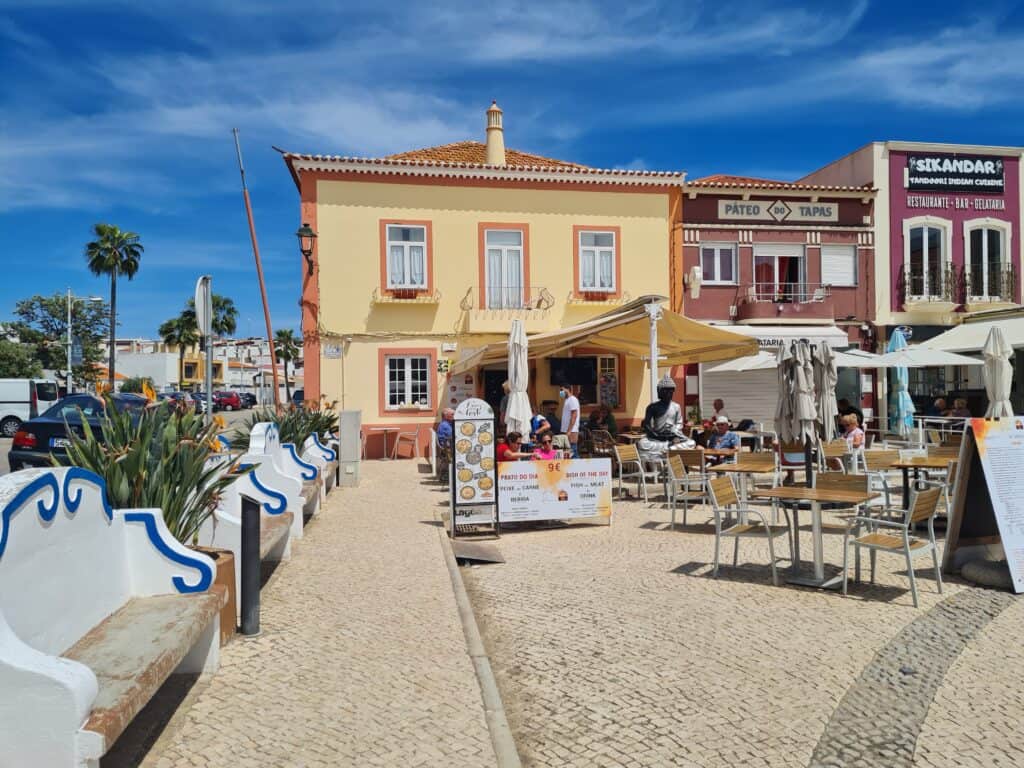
(859, 449, 901, 509)
(775, 440, 808, 484)
(819, 438, 850, 471)
(842, 486, 944, 607)
(666, 451, 708, 528)
(589, 429, 617, 462)
(614, 444, 658, 502)
(707, 475, 792, 586)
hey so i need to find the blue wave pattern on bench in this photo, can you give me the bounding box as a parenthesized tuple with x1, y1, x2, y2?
(311, 434, 337, 462)
(248, 473, 288, 514)
(122, 512, 214, 593)
(0, 469, 112, 559)
(284, 443, 319, 481)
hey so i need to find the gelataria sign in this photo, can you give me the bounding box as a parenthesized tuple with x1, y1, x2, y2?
(718, 199, 838, 223)
(907, 154, 1004, 194)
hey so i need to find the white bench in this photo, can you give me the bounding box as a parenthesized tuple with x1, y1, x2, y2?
(239, 423, 321, 520)
(0, 467, 224, 768)
(302, 433, 338, 493)
(197, 469, 295, 617)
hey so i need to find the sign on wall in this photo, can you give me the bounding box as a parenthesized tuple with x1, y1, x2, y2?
(907, 154, 1004, 194)
(497, 458, 613, 524)
(718, 199, 838, 223)
(446, 372, 476, 408)
(450, 397, 498, 535)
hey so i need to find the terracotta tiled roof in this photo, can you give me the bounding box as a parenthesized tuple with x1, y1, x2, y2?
(387, 141, 586, 169)
(688, 174, 874, 192)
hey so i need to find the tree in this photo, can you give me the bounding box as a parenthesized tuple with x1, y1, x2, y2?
(85, 223, 143, 388)
(186, 293, 239, 336)
(11, 293, 110, 387)
(0, 339, 43, 378)
(274, 329, 300, 403)
(120, 375, 154, 394)
(159, 311, 199, 389)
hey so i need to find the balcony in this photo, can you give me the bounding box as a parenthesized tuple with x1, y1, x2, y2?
(733, 283, 835, 324)
(900, 264, 958, 313)
(461, 286, 555, 333)
(371, 287, 442, 304)
(964, 265, 1019, 313)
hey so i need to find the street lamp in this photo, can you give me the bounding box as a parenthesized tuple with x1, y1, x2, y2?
(296, 222, 317, 276)
(66, 289, 103, 394)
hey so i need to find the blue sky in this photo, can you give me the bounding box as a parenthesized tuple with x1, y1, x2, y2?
(3, 0, 1024, 337)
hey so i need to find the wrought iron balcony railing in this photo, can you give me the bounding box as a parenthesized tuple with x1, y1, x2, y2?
(965, 264, 1017, 303)
(461, 286, 555, 311)
(901, 264, 958, 303)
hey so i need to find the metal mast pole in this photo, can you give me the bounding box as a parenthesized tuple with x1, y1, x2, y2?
(66, 288, 73, 394)
(645, 301, 663, 402)
(233, 129, 281, 409)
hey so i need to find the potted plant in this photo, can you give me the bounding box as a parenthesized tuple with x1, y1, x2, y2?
(59, 398, 243, 643)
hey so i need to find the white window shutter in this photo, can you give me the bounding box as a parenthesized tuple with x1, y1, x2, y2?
(821, 245, 857, 287)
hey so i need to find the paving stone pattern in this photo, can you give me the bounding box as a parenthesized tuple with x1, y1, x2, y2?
(809, 588, 1014, 768)
(132, 462, 495, 768)
(462, 494, 1024, 768)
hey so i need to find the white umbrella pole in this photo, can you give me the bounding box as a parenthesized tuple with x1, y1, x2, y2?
(645, 301, 662, 402)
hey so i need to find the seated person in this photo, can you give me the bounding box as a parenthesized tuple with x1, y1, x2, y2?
(926, 398, 947, 417)
(529, 411, 553, 444)
(949, 398, 971, 418)
(703, 416, 739, 464)
(837, 398, 864, 427)
(496, 431, 531, 462)
(532, 434, 558, 461)
(586, 404, 618, 438)
(829, 414, 864, 470)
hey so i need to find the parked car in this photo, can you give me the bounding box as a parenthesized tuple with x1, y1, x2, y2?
(8, 393, 149, 470)
(291, 388, 304, 407)
(191, 392, 210, 413)
(214, 391, 242, 411)
(238, 392, 257, 408)
(157, 391, 196, 410)
(0, 378, 60, 438)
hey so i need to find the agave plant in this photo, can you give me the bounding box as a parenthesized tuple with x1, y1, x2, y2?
(58, 397, 243, 545)
(231, 404, 338, 448)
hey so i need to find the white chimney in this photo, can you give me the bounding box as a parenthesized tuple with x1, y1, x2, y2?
(485, 100, 506, 166)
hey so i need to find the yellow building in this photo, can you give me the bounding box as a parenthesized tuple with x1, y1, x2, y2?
(281, 103, 687, 457)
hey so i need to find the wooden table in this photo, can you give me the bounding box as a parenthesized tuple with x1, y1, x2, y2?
(892, 457, 953, 509)
(367, 426, 399, 460)
(707, 461, 771, 506)
(751, 487, 879, 588)
(618, 432, 645, 444)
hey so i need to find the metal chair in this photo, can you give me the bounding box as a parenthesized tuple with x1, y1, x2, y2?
(666, 451, 708, 529)
(613, 444, 658, 502)
(842, 486, 944, 608)
(707, 475, 792, 586)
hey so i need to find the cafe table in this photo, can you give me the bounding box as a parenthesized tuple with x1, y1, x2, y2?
(618, 432, 646, 444)
(750, 486, 879, 588)
(891, 457, 953, 509)
(367, 425, 399, 460)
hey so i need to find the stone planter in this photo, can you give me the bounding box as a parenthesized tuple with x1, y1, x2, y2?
(192, 546, 238, 646)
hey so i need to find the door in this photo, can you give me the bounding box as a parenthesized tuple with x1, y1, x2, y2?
(485, 230, 524, 309)
(483, 369, 509, 416)
(753, 245, 806, 302)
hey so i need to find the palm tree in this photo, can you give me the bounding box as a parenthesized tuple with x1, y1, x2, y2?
(159, 311, 199, 388)
(274, 328, 300, 403)
(85, 223, 143, 388)
(187, 293, 239, 337)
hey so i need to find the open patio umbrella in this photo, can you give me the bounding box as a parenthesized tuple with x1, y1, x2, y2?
(814, 342, 839, 443)
(983, 325, 1014, 419)
(887, 328, 915, 437)
(505, 319, 533, 435)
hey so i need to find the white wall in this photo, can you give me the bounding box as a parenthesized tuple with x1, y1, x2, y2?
(116, 353, 179, 390)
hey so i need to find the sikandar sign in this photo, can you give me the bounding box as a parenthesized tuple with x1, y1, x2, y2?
(907, 154, 1004, 194)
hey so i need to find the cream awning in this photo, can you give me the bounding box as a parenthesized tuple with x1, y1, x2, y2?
(922, 316, 1024, 353)
(450, 296, 759, 374)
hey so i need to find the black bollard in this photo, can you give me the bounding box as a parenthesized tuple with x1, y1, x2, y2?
(335, 457, 340, 489)
(240, 494, 261, 636)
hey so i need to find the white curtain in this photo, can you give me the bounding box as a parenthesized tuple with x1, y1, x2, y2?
(580, 251, 595, 289)
(409, 245, 425, 287)
(487, 248, 502, 308)
(599, 250, 613, 288)
(506, 250, 523, 308)
(389, 245, 405, 286)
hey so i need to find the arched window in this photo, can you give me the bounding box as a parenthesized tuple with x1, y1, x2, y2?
(964, 219, 1013, 301)
(903, 217, 951, 300)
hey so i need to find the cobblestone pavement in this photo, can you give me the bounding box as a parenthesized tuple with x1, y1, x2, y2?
(128, 461, 495, 768)
(462, 491, 1024, 768)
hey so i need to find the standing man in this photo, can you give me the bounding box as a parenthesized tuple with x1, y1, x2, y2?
(559, 383, 581, 458)
(437, 408, 455, 448)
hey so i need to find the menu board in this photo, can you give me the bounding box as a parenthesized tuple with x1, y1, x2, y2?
(446, 372, 476, 409)
(497, 458, 613, 524)
(945, 418, 1024, 593)
(450, 398, 497, 533)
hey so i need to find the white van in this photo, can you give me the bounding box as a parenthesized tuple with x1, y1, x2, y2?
(0, 379, 60, 437)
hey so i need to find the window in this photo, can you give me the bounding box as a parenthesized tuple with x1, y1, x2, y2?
(578, 230, 617, 292)
(753, 245, 806, 301)
(485, 229, 524, 308)
(966, 224, 1008, 300)
(183, 363, 197, 379)
(904, 219, 949, 299)
(385, 355, 430, 409)
(700, 243, 737, 284)
(576, 355, 620, 408)
(386, 224, 427, 289)
(821, 245, 857, 287)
